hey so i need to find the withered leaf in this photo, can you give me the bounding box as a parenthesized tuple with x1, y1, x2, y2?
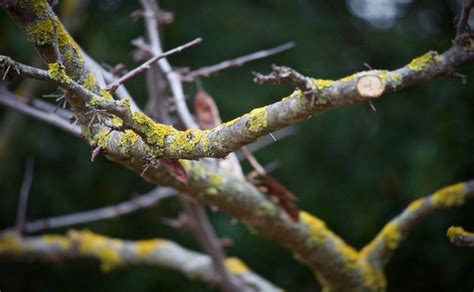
(194, 88, 221, 129)
(254, 174, 300, 222)
(160, 158, 188, 184)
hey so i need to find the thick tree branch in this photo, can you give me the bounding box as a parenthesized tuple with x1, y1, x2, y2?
(360, 180, 474, 268)
(2, 2, 474, 291)
(0, 230, 280, 292)
(3, 43, 474, 161)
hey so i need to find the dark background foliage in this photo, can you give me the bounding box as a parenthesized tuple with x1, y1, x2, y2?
(0, 0, 473, 291)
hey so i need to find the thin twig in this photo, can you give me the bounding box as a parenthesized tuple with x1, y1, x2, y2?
(179, 196, 240, 291)
(456, 0, 474, 36)
(5, 188, 175, 234)
(105, 38, 202, 94)
(0, 90, 81, 136)
(240, 146, 266, 176)
(181, 42, 295, 81)
(15, 158, 34, 233)
(140, 0, 200, 129)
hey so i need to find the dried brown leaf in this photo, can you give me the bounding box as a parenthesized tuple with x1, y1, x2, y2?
(194, 88, 221, 129)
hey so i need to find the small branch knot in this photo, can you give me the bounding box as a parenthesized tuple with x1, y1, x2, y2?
(253, 65, 309, 91)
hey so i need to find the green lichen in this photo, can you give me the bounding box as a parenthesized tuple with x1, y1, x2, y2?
(48, 63, 72, 84)
(87, 96, 100, 107)
(431, 182, 465, 207)
(407, 51, 442, 71)
(247, 107, 268, 132)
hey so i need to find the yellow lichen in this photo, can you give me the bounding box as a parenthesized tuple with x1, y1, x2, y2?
(334, 240, 359, 272)
(407, 51, 442, 71)
(359, 260, 387, 291)
(0, 233, 22, 253)
(74, 230, 123, 272)
(41, 234, 71, 250)
(93, 130, 110, 149)
(379, 71, 403, 88)
(447, 226, 472, 244)
(340, 73, 358, 83)
(311, 78, 334, 90)
(100, 89, 113, 101)
(48, 63, 72, 84)
(225, 257, 249, 274)
(247, 107, 268, 132)
(407, 198, 424, 212)
(87, 96, 100, 107)
(135, 239, 163, 257)
(300, 211, 328, 244)
(379, 222, 401, 250)
(132, 112, 177, 149)
(223, 117, 240, 127)
(118, 130, 139, 152)
(209, 172, 224, 187)
(82, 72, 97, 91)
(254, 201, 277, 217)
(431, 182, 465, 207)
(169, 129, 206, 154)
(25, 18, 54, 45)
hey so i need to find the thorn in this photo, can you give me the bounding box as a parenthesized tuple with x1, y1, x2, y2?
(269, 132, 277, 142)
(363, 63, 373, 70)
(369, 101, 377, 112)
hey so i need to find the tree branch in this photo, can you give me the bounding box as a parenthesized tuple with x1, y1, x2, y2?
(447, 226, 474, 247)
(360, 180, 474, 268)
(181, 42, 295, 81)
(1, 188, 175, 234)
(105, 38, 202, 94)
(0, 230, 280, 292)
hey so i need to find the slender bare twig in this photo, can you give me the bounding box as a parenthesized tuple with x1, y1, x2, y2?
(15, 158, 34, 232)
(240, 146, 266, 176)
(138, 3, 240, 290)
(180, 197, 240, 291)
(105, 38, 202, 94)
(240, 126, 297, 157)
(181, 42, 295, 81)
(3, 188, 175, 234)
(0, 90, 81, 136)
(456, 0, 474, 36)
(140, 0, 199, 129)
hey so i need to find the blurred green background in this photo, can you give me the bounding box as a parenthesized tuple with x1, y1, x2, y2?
(0, 0, 473, 291)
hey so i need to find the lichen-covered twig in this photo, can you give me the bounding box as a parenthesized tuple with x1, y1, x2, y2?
(105, 38, 202, 94)
(360, 180, 474, 267)
(0, 230, 280, 292)
(181, 42, 295, 81)
(2, 1, 474, 291)
(446, 226, 474, 247)
(1, 188, 175, 234)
